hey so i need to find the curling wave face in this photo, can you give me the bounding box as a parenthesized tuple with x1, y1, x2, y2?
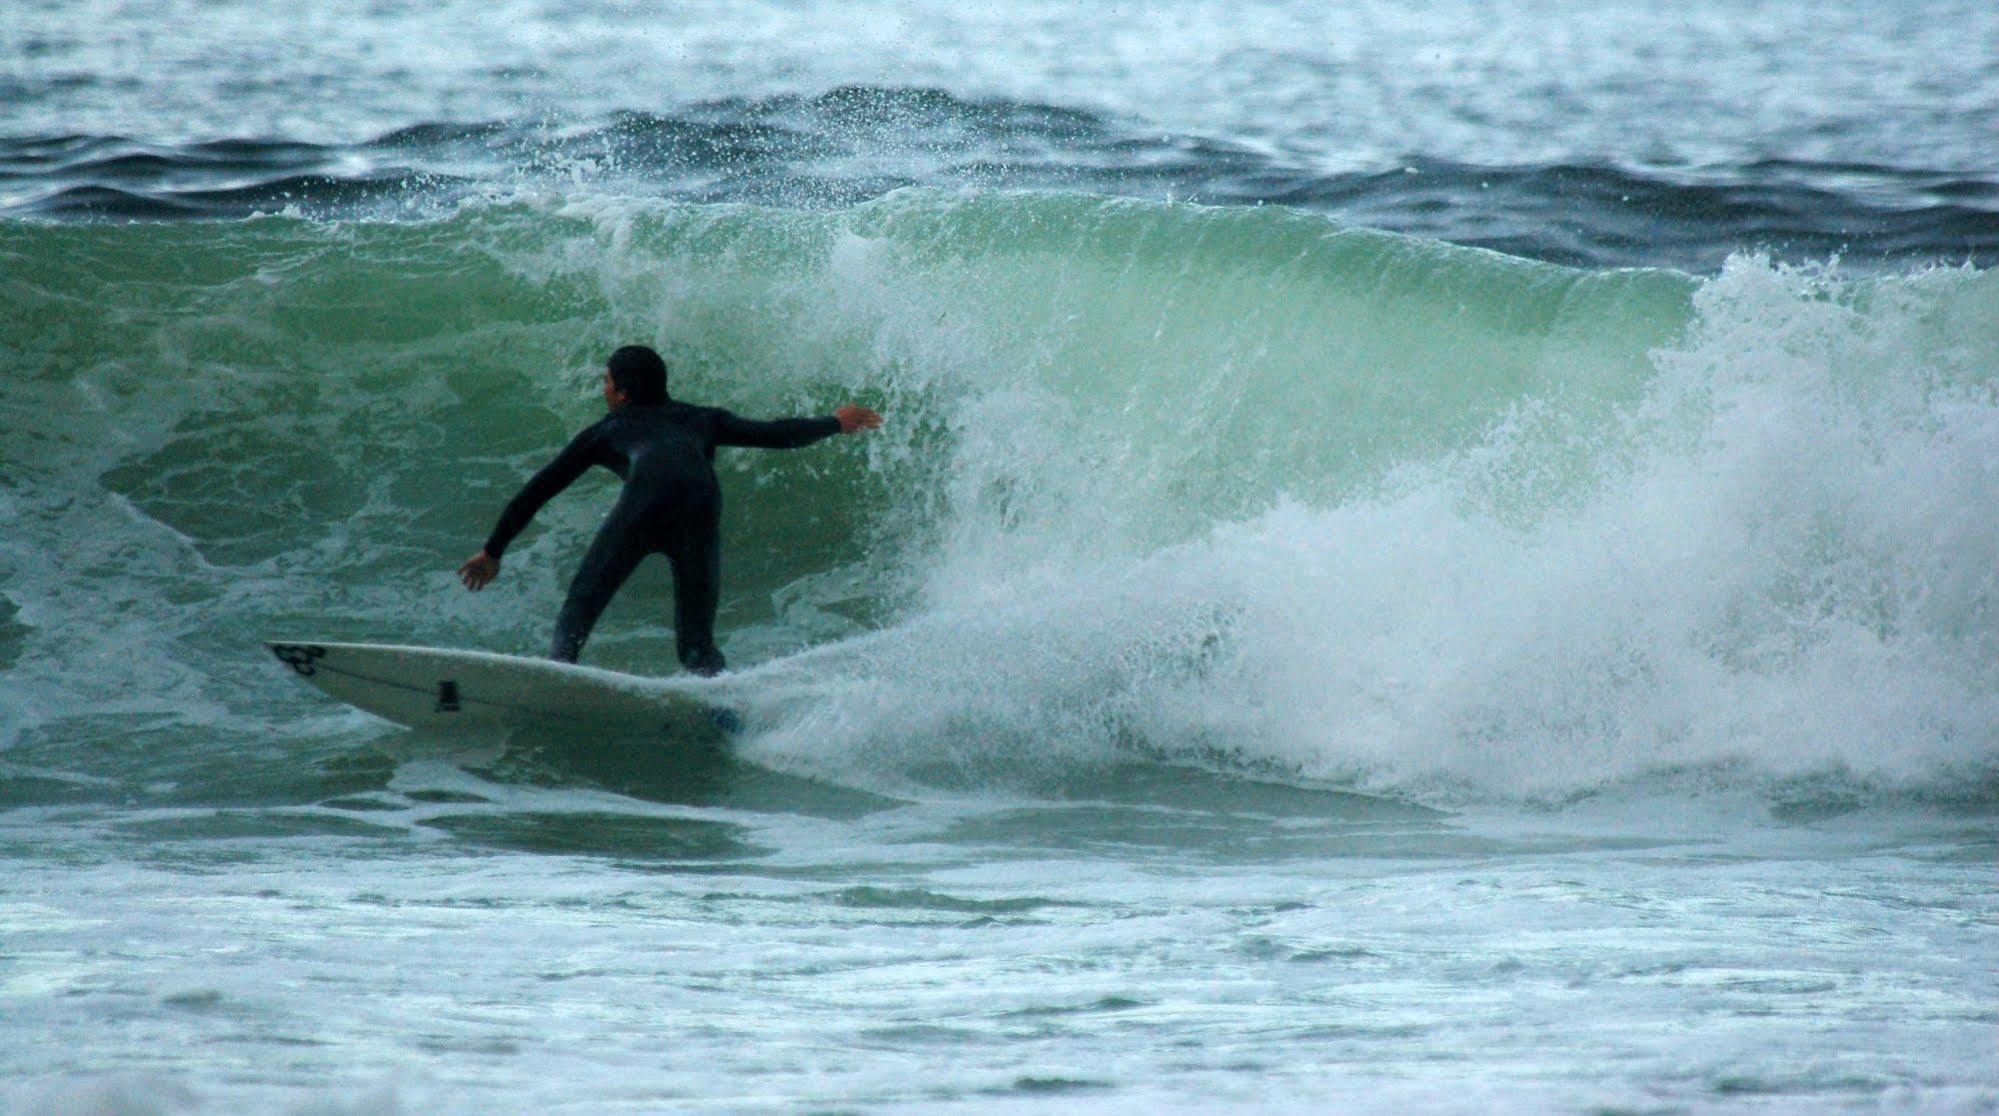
(2, 191, 1995, 805)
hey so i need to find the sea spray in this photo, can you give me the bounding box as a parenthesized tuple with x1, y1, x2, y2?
(725, 239, 1999, 803)
(907, 265, 1987, 803)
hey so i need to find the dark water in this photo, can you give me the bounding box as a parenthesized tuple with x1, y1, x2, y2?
(9, 0, 1999, 274)
(7, 92, 1998, 273)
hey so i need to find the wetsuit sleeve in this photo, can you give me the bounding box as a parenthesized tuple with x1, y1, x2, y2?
(480, 424, 603, 559)
(711, 409, 842, 450)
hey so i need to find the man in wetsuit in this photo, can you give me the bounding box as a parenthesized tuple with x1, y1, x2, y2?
(457, 345, 882, 674)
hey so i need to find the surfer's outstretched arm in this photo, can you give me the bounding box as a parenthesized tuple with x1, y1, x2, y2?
(458, 426, 603, 590)
(712, 404, 882, 449)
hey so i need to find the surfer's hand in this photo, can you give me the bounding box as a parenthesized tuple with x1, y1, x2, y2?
(458, 551, 499, 590)
(835, 404, 883, 433)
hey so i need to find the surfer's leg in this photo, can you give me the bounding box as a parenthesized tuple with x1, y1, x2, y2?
(666, 531, 725, 676)
(550, 525, 647, 664)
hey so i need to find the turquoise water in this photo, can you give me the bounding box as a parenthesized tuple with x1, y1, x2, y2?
(3, 2, 1998, 1112)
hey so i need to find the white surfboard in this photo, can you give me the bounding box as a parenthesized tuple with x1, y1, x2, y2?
(265, 640, 737, 738)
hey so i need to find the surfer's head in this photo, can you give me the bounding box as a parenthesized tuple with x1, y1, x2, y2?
(604, 345, 668, 409)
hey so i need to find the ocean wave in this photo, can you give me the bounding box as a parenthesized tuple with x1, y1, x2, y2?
(1, 193, 1995, 807)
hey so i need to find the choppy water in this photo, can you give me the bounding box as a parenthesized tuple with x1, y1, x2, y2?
(3, 2, 1997, 1113)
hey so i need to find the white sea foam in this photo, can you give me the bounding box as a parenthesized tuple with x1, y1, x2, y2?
(732, 250, 1999, 803)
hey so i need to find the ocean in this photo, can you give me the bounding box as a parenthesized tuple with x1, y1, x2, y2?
(2, 2, 1996, 1112)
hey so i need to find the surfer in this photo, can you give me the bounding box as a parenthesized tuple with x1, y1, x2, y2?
(457, 345, 882, 674)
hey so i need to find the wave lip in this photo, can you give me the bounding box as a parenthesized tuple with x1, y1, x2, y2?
(1265, 158, 1999, 271)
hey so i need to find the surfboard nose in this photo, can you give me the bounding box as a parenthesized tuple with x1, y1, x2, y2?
(262, 638, 737, 742)
(268, 642, 328, 677)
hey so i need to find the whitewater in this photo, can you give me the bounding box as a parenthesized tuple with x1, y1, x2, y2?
(4, 1, 1997, 1112)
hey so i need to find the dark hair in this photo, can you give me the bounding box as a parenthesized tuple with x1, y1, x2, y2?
(607, 345, 668, 405)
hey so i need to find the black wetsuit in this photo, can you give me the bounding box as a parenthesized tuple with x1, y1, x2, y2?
(481, 400, 841, 673)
